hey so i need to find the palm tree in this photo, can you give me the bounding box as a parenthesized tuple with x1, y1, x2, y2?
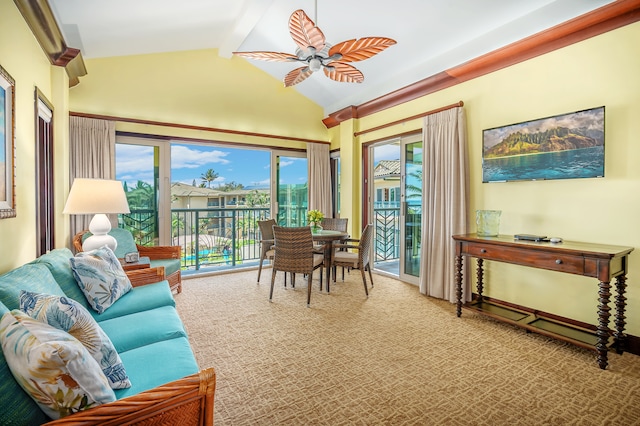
(200, 169, 219, 188)
(219, 181, 244, 192)
(246, 190, 269, 207)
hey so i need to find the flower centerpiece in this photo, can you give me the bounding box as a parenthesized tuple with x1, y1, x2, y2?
(307, 210, 324, 233)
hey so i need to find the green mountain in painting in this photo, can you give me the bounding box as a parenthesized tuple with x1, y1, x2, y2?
(484, 127, 603, 159)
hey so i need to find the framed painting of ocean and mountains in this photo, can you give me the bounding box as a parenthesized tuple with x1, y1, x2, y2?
(482, 106, 605, 183)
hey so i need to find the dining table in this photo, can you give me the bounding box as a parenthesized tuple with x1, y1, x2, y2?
(311, 229, 349, 293)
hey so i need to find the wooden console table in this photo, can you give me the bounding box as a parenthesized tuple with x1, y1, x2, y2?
(453, 234, 633, 370)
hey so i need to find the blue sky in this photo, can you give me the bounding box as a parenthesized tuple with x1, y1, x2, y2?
(116, 142, 308, 189)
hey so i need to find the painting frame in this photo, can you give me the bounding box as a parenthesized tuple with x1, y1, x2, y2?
(482, 106, 605, 183)
(0, 63, 16, 218)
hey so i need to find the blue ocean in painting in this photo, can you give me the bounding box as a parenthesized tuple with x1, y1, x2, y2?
(482, 146, 604, 182)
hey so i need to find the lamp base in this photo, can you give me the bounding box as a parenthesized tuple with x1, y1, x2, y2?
(82, 213, 118, 252)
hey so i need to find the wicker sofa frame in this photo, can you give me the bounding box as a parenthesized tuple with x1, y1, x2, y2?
(44, 367, 216, 425)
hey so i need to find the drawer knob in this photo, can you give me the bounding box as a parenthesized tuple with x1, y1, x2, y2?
(480, 249, 487, 253)
(556, 259, 563, 264)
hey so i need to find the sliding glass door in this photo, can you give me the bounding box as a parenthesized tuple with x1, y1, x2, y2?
(370, 133, 422, 284)
(272, 151, 308, 226)
(402, 138, 422, 282)
(115, 136, 170, 246)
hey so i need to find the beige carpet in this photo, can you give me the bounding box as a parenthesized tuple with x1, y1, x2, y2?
(175, 268, 640, 425)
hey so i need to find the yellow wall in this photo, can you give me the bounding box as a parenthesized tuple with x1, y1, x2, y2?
(69, 50, 329, 147)
(340, 22, 640, 335)
(0, 1, 70, 270)
(4, 0, 639, 337)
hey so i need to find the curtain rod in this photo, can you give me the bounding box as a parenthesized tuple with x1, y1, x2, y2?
(354, 101, 464, 137)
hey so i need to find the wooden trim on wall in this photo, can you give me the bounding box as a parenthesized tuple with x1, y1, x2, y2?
(116, 131, 306, 154)
(354, 101, 464, 137)
(70, 111, 329, 145)
(14, 0, 87, 86)
(323, 0, 640, 128)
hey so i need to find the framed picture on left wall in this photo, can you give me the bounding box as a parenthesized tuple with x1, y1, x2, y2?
(0, 63, 16, 219)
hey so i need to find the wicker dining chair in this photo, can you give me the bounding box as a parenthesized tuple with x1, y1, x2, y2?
(270, 226, 325, 307)
(257, 219, 277, 283)
(321, 218, 348, 233)
(332, 224, 374, 297)
(318, 217, 349, 277)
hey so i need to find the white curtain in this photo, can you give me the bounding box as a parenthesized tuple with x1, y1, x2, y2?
(419, 107, 470, 303)
(68, 116, 116, 242)
(307, 143, 332, 217)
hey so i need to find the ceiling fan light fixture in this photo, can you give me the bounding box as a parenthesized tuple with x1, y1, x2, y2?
(233, 7, 395, 87)
(309, 58, 322, 72)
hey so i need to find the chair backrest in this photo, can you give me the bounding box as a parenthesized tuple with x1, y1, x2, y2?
(79, 227, 138, 257)
(321, 218, 348, 233)
(358, 224, 374, 267)
(258, 219, 276, 241)
(272, 226, 315, 274)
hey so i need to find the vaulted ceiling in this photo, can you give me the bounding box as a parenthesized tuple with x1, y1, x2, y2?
(48, 0, 616, 116)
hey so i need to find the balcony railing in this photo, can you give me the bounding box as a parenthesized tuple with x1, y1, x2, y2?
(120, 205, 403, 274)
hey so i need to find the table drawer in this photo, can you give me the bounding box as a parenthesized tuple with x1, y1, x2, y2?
(463, 244, 585, 275)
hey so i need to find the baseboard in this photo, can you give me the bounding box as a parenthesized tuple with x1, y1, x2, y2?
(625, 334, 640, 356)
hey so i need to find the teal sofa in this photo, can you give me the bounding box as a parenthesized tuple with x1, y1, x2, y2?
(0, 248, 215, 425)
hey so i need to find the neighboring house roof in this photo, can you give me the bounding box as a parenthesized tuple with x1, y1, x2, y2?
(171, 182, 221, 198)
(374, 160, 400, 179)
(171, 182, 268, 198)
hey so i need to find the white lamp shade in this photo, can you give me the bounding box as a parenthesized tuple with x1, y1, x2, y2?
(64, 179, 130, 252)
(63, 178, 130, 214)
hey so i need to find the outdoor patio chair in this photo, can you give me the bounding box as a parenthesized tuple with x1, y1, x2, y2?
(270, 226, 325, 307)
(332, 224, 374, 297)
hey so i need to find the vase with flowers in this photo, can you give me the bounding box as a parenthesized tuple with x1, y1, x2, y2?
(307, 210, 324, 233)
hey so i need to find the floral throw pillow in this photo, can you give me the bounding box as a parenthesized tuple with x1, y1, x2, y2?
(20, 291, 131, 389)
(0, 310, 116, 420)
(69, 246, 132, 314)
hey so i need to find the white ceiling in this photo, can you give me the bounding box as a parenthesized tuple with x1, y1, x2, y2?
(49, 0, 614, 115)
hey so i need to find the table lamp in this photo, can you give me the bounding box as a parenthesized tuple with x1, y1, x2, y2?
(63, 178, 130, 252)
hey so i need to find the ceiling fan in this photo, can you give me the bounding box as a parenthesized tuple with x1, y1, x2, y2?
(233, 7, 396, 87)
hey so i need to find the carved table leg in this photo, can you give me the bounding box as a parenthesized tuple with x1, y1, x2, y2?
(613, 275, 627, 354)
(596, 280, 612, 370)
(476, 258, 484, 303)
(455, 254, 463, 317)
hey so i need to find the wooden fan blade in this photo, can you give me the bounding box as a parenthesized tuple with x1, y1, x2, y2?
(232, 51, 298, 62)
(323, 62, 364, 83)
(284, 67, 314, 87)
(289, 9, 326, 52)
(329, 37, 397, 63)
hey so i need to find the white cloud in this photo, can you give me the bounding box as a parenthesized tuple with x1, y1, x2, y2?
(171, 145, 230, 169)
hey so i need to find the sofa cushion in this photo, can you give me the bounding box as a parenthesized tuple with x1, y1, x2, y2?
(0, 301, 49, 425)
(0, 263, 66, 311)
(0, 310, 116, 420)
(70, 246, 132, 314)
(90, 280, 175, 322)
(33, 247, 91, 310)
(98, 305, 188, 353)
(20, 291, 131, 389)
(114, 336, 199, 400)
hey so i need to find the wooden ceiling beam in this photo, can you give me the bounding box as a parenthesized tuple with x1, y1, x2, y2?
(14, 0, 87, 86)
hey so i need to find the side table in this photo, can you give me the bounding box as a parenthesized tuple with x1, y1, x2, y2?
(119, 256, 151, 271)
